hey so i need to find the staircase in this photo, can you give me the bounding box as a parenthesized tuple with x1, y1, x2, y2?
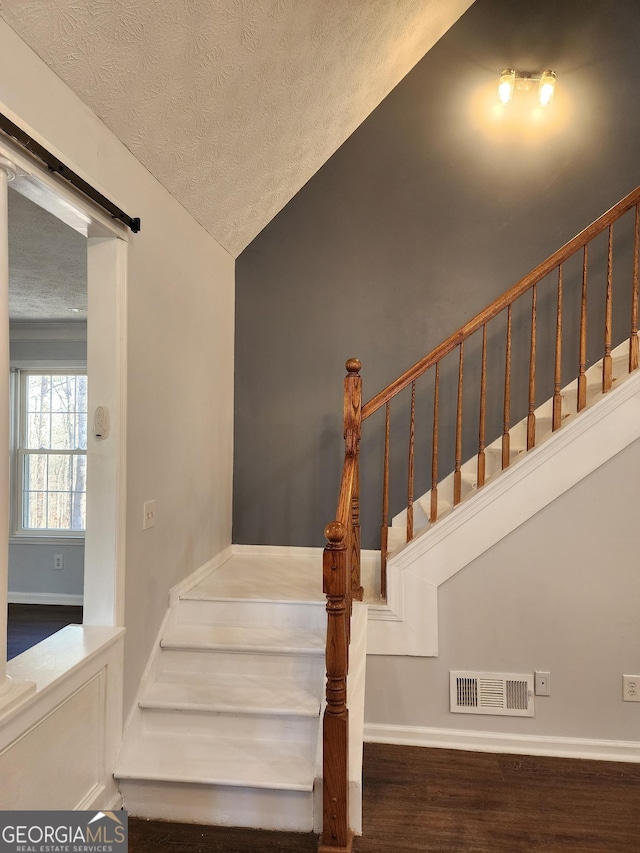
(116, 552, 328, 831)
(117, 187, 640, 851)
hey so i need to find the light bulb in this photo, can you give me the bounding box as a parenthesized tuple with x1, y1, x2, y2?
(498, 69, 516, 105)
(538, 70, 556, 107)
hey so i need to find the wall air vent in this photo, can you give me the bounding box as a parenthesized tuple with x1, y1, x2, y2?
(450, 671, 534, 717)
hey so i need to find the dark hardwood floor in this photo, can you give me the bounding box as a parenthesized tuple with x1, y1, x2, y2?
(7, 603, 83, 659)
(128, 742, 640, 852)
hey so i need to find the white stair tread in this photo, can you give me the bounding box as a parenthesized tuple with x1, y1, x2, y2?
(161, 622, 324, 654)
(140, 675, 320, 717)
(116, 733, 315, 791)
(184, 553, 324, 602)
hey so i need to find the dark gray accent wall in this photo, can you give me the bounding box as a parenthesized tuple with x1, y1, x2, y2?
(234, 0, 640, 548)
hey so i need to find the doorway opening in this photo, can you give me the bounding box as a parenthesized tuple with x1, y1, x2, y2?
(2, 136, 127, 662)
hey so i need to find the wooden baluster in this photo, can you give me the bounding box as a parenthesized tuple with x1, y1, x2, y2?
(477, 325, 487, 488)
(527, 284, 537, 449)
(320, 521, 352, 853)
(603, 224, 614, 392)
(430, 362, 440, 523)
(553, 265, 563, 431)
(380, 402, 390, 600)
(453, 343, 464, 506)
(344, 359, 362, 601)
(350, 461, 362, 602)
(406, 381, 415, 542)
(630, 204, 639, 373)
(578, 245, 588, 411)
(502, 305, 512, 469)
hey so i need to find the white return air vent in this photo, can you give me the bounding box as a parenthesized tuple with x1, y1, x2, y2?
(450, 671, 534, 717)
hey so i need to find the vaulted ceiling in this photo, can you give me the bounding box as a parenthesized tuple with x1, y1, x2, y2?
(0, 0, 474, 257)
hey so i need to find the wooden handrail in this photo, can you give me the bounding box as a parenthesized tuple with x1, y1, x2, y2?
(335, 454, 356, 527)
(362, 184, 640, 420)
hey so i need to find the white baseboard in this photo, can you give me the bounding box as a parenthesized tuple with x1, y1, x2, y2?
(168, 546, 234, 606)
(364, 723, 640, 763)
(8, 591, 84, 606)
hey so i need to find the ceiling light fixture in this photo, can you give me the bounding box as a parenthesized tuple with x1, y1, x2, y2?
(498, 68, 557, 107)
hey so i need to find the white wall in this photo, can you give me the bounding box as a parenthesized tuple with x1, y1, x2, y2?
(9, 542, 84, 603)
(365, 438, 640, 755)
(0, 19, 235, 713)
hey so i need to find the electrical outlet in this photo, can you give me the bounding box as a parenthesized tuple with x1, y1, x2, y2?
(623, 675, 640, 702)
(53, 554, 64, 571)
(143, 500, 156, 530)
(534, 671, 551, 696)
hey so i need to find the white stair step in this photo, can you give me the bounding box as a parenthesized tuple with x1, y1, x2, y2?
(182, 552, 323, 602)
(140, 675, 320, 717)
(117, 732, 315, 792)
(161, 622, 324, 655)
(158, 624, 324, 680)
(138, 676, 320, 741)
(176, 597, 326, 635)
(141, 704, 319, 742)
(415, 496, 452, 523)
(118, 774, 314, 830)
(486, 445, 525, 472)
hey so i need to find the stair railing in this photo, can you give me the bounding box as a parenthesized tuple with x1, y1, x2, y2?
(365, 185, 640, 589)
(320, 186, 640, 851)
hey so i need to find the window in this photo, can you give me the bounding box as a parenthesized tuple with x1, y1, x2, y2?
(12, 370, 87, 535)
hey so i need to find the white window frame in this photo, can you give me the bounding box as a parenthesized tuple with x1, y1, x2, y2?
(10, 364, 87, 543)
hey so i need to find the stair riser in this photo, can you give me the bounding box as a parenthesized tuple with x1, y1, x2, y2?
(140, 707, 319, 743)
(158, 648, 325, 682)
(176, 599, 326, 635)
(120, 779, 314, 831)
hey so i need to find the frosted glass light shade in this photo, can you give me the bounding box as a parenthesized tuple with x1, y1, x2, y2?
(538, 70, 557, 107)
(498, 69, 516, 104)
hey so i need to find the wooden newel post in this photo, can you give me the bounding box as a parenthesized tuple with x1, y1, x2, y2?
(319, 520, 352, 853)
(344, 359, 363, 602)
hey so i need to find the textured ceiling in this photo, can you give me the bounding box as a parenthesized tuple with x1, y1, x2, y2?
(0, 0, 474, 257)
(8, 187, 87, 321)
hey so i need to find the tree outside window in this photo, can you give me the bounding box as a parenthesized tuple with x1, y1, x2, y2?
(18, 372, 87, 533)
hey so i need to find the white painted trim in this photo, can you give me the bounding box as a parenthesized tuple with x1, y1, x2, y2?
(9, 535, 84, 546)
(104, 791, 124, 812)
(9, 361, 86, 371)
(168, 546, 234, 606)
(8, 591, 83, 606)
(9, 321, 87, 342)
(83, 237, 127, 628)
(364, 723, 640, 763)
(120, 608, 171, 737)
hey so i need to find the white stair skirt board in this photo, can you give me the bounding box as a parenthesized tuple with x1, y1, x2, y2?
(116, 551, 366, 834)
(364, 723, 640, 764)
(367, 336, 640, 657)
